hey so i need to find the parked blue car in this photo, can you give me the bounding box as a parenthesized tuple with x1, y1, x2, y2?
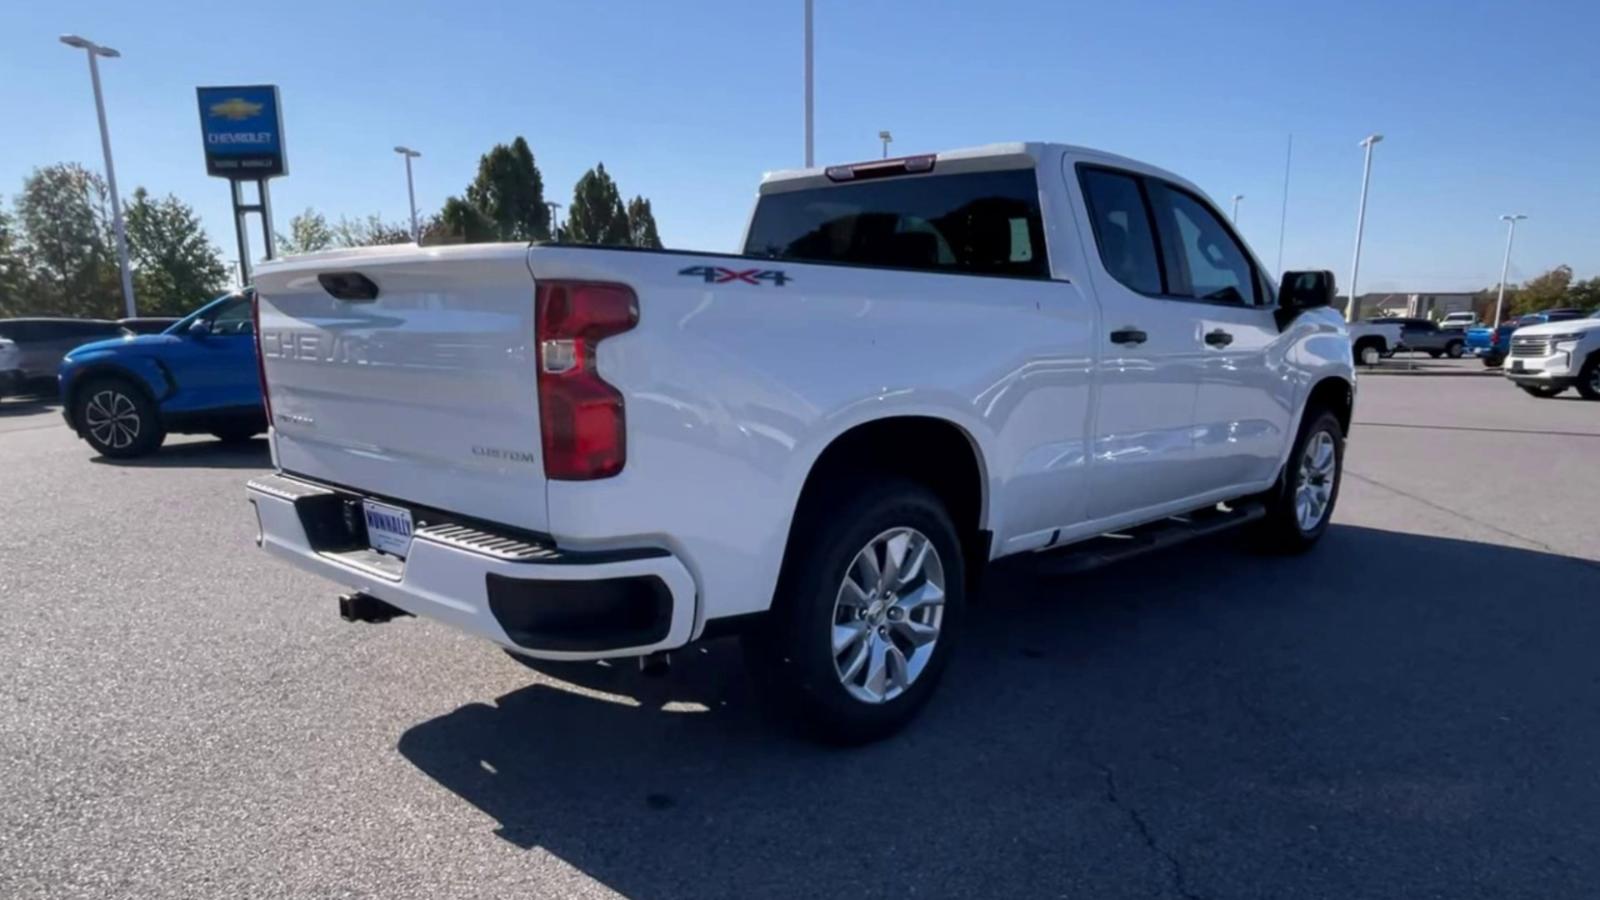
(58, 291, 265, 457)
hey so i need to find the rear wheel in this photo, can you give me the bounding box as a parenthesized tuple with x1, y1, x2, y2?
(745, 479, 964, 744)
(1251, 409, 1343, 554)
(1355, 341, 1383, 366)
(75, 378, 164, 458)
(1576, 355, 1600, 401)
(1446, 340, 1465, 358)
(1482, 354, 1504, 368)
(1519, 384, 1565, 399)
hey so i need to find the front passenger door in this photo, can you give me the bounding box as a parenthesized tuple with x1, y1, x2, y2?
(1144, 180, 1295, 494)
(162, 295, 262, 411)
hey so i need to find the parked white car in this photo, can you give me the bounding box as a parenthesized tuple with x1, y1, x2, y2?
(1349, 320, 1403, 365)
(1440, 311, 1479, 330)
(1502, 310, 1600, 399)
(246, 142, 1356, 741)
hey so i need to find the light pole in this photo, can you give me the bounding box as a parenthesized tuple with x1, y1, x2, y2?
(1345, 133, 1383, 321)
(60, 34, 135, 318)
(393, 146, 421, 243)
(803, 0, 814, 167)
(1231, 194, 1244, 225)
(879, 130, 893, 159)
(545, 202, 562, 240)
(1492, 214, 1526, 329)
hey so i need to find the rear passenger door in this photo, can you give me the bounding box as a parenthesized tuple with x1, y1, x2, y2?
(1075, 166, 1204, 520)
(1144, 180, 1294, 493)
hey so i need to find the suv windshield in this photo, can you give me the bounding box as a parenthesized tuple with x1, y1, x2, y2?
(743, 168, 1050, 279)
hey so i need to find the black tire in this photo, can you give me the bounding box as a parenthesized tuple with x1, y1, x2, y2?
(1576, 354, 1600, 401)
(1354, 340, 1383, 367)
(1482, 355, 1504, 368)
(744, 478, 965, 745)
(1520, 384, 1566, 399)
(1446, 340, 1465, 359)
(1428, 350, 1444, 359)
(74, 377, 164, 458)
(1250, 409, 1343, 555)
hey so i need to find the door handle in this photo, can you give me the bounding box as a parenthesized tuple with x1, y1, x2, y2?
(1204, 329, 1234, 347)
(1109, 327, 1148, 346)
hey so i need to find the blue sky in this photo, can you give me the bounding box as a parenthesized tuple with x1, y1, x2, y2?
(5, 0, 1597, 293)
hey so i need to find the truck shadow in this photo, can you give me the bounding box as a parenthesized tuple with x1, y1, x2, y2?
(396, 525, 1600, 899)
(88, 438, 271, 470)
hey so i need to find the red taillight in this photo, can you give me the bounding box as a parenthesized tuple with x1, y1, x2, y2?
(250, 290, 272, 426)
(535, 280, 638, 480)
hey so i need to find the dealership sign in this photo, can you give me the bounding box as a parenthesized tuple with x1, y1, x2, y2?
(196, 85, 286, 178)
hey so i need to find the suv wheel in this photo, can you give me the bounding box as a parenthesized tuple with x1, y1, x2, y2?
(1576, 354, 1600, 401)
(1251, 409, 1343, 554)
(75, 378, 164, 458)
(745, 479, 964, 744)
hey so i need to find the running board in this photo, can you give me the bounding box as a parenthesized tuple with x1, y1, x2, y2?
(1028, 501, 1266, 576)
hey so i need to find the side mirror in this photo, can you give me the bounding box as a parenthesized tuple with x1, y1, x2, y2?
(187, 319, 213, 339)
(1279, 270, 1336, 310)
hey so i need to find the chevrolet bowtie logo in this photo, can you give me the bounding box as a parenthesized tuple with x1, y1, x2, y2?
(209, 98, 263, 121)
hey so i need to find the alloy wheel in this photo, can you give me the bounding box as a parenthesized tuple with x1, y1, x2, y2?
(1294, 430, 1337, 532)
(830, 527, 945, 704)
(84, 390, 141, 450)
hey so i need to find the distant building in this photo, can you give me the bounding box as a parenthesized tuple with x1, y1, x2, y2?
(1333, 292, 1482, 321)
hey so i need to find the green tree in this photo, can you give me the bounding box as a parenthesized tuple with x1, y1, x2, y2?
(1512, 265, 1572, 316)
(625, 195, 662, 249)
(124, 188, 229, 315)
(436, 197, 496, 244)
(0, 197, 25, 316)
(276, 208, 335, 255)
(564, 163, 630, 246)
(1566, 276, 1600, 311)
(331, 214, 414, 247)
(464, 136, 549, 241)
(12, 163, 119, 317)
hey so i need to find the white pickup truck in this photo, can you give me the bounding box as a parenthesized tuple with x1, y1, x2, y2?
(247, 142, 1355, 742)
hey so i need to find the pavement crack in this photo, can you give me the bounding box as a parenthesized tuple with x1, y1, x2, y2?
(1343, 467, 1600, 572)
(1097, 763, 1205, 900)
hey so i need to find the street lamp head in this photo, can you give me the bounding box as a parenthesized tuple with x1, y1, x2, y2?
(1360, 133, 1384, 146)
(1233, 194, 1245, 202)
(393, 146, 420, 157)
(1500, 213, 1527, 222)
(879, 130, 892, 142)
(60, 35, 118, 56)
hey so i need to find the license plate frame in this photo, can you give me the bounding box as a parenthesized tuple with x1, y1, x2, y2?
(1510, 360, 1525, 372)
(362, 499, 415, 558)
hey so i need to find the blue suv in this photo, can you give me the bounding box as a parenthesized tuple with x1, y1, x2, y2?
(59, 291, 265, 457)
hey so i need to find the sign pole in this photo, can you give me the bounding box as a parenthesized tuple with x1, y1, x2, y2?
(231, 179, 253, 288)
(259, 179, 277, 260)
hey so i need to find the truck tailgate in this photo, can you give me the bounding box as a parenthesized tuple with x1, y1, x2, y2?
(253, 245, 548, 533)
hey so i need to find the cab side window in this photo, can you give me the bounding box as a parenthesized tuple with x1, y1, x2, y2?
(1146, 182, 1259, 306)
(1079, 168, 1164, 295)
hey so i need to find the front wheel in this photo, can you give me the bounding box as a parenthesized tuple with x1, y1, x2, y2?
(1520, 384, 1566, 399)
(1576, 355, 1600, 401)
(75, 378, 164, 458)
(1251, 409, 1343, 554)
(1446, 341, 1465, 358)
(745, 479, 965, 744)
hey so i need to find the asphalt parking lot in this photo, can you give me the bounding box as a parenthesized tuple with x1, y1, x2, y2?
(3, 372, 1598, 900)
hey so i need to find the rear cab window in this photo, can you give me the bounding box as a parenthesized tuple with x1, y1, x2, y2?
(743, 168, 1050, 279)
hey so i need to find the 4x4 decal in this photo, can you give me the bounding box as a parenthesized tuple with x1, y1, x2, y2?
(678, 265, 790, 286)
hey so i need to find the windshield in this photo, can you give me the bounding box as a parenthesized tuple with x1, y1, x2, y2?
(168, 292, 248, 334)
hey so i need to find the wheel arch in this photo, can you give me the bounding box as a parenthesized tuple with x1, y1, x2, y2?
(782, 414, 991, 582)
(63, 363, 163, 433)
(1305, 375, 1354, 436)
